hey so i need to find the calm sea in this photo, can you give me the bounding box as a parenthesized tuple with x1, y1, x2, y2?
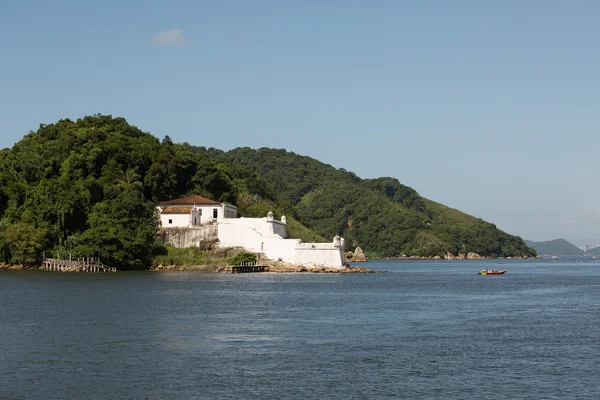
(2, 258, 600, 399)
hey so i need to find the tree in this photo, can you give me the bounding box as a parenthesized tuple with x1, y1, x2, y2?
(71, 182, 156, 269)
(2, 222, 47, 266)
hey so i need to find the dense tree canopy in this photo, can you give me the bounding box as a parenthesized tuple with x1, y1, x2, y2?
(0, 115, 535, 268)
(212, 147, 536, 258)
(0, 115, 282, 268)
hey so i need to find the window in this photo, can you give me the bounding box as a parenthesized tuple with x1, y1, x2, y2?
(194, 217, 197, 225)
(168, 219, 172, 224)
(213, 208, 218, 218)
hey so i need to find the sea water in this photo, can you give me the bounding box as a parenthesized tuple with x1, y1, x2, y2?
(1, 258, 599, 399)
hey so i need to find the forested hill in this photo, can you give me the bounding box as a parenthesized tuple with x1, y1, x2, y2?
(203, 147, 536, 258)
(525, 239, 584, 256)
(0, 116, 535, 269)
(0, 115, 293, 269)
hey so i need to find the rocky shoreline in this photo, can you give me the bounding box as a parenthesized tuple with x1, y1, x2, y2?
(1, 261, 375, 273)
(375, 252, 539, 261)
(151, 262, 375, 273)
(3, 251, 539, 273)
(0, 263, 29, 270)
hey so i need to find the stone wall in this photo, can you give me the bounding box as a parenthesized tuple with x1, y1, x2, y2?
(158, 224, 218, 249)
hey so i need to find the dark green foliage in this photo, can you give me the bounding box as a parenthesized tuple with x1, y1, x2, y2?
(228, 252, 257, 266)
(0, 115, 535, 268)
(0, 222, 47, 266)
(69, 182, 156, 269)
(214, 147, 536, 258)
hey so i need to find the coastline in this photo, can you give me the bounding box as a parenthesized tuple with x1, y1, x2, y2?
(1, 261, 375, 274)
(150, 262, 375, 273)
(371, 253, 540, 261)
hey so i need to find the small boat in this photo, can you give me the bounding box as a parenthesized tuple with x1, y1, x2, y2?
(478, 269, 507, 275)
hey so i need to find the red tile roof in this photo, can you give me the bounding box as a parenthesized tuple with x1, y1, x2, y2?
(158, 195, 221, 206)
(161, 207, 193, 214)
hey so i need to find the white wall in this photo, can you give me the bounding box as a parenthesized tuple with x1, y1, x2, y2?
(195, 204, 220, 224)
(157, 203, 238, 228)
(217, 217, 344, 268)
(158, 208, 345, 268)
(160, 213, 189, 228)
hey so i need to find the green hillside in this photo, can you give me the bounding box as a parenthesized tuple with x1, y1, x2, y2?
(208, 147, 536, 258)
(0, 116, 535, 268)
(524, 239, 584, 256)
(0, 115, 323, 269)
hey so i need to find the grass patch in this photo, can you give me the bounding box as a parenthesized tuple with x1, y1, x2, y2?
(152, 246, 210, 267)
(286, 216, 327, 243)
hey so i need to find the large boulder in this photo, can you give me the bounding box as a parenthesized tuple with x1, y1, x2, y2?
(345, 251, 355, 262)
(466, 252, 484, 260)
(353, 247, 367, 262)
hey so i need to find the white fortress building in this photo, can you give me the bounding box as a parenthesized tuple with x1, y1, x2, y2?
(156, 195, 345, 268)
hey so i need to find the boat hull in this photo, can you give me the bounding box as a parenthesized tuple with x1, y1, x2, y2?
(478, 270, 507, 275)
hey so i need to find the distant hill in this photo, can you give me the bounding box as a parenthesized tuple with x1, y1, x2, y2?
(587, 247, 600, 256)
(525, 239, 584, 256)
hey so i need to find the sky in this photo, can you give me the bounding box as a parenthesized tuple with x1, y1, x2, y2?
(1, 0, 599, 245)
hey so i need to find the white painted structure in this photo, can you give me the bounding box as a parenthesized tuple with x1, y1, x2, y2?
(217, 211, 345, 268)
(156, 195, 237, 228)
(156, 198, 345, 268)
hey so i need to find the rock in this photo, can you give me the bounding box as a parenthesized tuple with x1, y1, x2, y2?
(433, 255, 441, 260)
(353, 247, 367, 262)
(344, 251, 355, 261)
(354, 252, 367, 262)
(445, 252, 456, 260)
(344, 265, 374, 273)
(466, 252, 483, 260)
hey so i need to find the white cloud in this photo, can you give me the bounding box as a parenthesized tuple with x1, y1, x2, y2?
(152, 29, 188, 47)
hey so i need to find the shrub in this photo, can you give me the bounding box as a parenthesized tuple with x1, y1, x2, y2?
(228, 252, 257, 266)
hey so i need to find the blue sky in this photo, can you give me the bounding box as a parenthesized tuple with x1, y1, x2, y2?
(1, 0, 599, 245)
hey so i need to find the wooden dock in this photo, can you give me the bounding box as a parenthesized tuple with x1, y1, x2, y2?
(223, 262, 267, 273)
(43, 256, 116, 273)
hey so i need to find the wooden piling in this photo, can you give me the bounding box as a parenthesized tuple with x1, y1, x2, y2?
(42, 257, 115, 273)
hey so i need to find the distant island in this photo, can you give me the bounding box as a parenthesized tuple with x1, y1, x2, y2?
(525, 239, 584, 256)
(0, 115, 536, 270)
